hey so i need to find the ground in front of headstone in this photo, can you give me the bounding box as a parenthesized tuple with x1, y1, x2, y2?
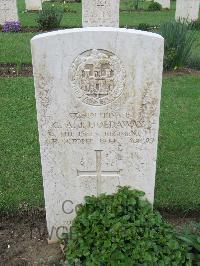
(0, 213, 63, 266)
(0, 211, 199, 265)
(0, 63, 33, 77)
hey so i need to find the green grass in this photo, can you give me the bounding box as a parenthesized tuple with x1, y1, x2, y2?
(0, 27, 200, 65)
(0, 0, 199, 64)
(18, 0, 82, 28)
(16, 0, 178, 28)
(0, 77, 43, 212)
(120, 1, 176, 27)
(0, 32, 35, 63)
(0, 0, 200, 213)
(0, 76, 200, 212)
(155, 75, 200, 211)
(17, 0, 40, 28)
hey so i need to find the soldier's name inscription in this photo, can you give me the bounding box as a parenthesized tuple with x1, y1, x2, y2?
(46, 111, 155, 145)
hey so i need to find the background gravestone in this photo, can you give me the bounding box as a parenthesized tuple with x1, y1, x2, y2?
(155, 0, 170, 9)
(176, 0, 200, 22)
(25, 0, 42, 11)
(31, 27, 164, 241)
(0, 0, 18, 25)
(82, 0, 120, 27)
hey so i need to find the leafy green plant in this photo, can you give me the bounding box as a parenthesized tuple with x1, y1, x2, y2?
(177, 223, 200, 265)
(36, 7, 63, 30)
(188, 19, 200, 31)
(186, 55, 200, 70)
(159, 21, 197, 70)
(61, 187, 191, 265)
(124, 0, 135, 11)
(62, 1, 77, 13)
(148, 2, 162, 11)
(133, 0, 140, 10)
(137, 23, 151, 31)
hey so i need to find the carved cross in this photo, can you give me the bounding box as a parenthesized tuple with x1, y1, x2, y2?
(77, 150, 121, 196)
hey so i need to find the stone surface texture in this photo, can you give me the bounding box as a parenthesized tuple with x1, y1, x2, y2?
(82, 0, 120, 27)
(31, 28, 164, 241)
(176, 0, 200, 22)
(155, 0, 170, 8)
(0, 0, 18, 25)
(25, 0, 42, 11)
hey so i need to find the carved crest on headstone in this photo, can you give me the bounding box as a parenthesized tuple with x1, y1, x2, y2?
(70, 49, 126, 106)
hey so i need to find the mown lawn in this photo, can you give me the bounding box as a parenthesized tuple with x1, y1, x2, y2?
(0, 0, 199, 214)
(1, 0, 200, 64)
(1, 31, 200, 64)
(0, 32, 35, 63)
(0, 76, 199, 212)
(0, 78, 42, 212)
(155, 75, 200, 211)
(16, 0, 177, 28)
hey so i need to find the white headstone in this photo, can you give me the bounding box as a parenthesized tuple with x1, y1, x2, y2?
(82, 0, 120, 27)
(31, 28, 164, 241)
(25, 0, 42, 11)
(155, 0, 170, 9)
(175, 0, 200, 22)
(0, 0, 18, 25)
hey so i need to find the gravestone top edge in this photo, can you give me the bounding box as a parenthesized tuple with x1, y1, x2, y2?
(31, 28, 164, 43)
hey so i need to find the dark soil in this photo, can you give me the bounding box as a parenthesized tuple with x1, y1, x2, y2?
(0, 208, 199, 266)
(20, 27, 42, 33)
(120, 8, 147, 13)
(1, 64, 200, 78)
(0, 63, 33, 77)
(0, 210, 63, 266)
(159, 209, 200, 228)
(20, 27, 78, 33)
(0, 26, 80, 34)
(164, 67, 200, 76)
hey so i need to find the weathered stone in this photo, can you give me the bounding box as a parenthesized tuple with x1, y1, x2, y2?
(176, 0, 200, 22)
(82, 0, 120, 27)
(25, 0, 42, 11)
(0, 0, 18, 25)
(155, 0, 170, 9)
(31, 28, 164, 241)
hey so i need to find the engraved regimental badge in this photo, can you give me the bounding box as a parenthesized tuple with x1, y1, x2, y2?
(70, 49, 126, 106)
